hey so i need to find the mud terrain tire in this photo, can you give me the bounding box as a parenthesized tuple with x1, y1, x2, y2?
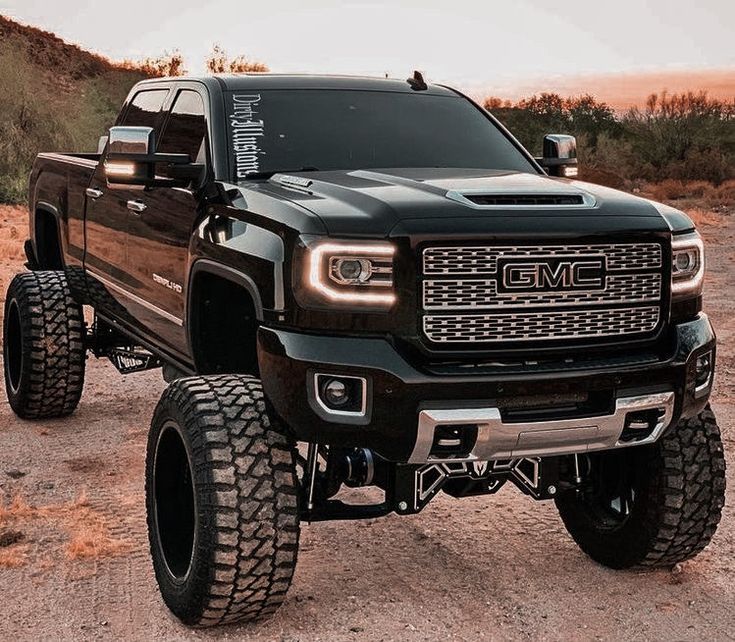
(3, 271, 85, 418)
(146, 375, 300, 627)
(556, 405, 726, 569)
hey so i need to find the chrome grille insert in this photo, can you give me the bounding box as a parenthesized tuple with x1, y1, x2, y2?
(423, 243, 662, 275)
(424, 273, 662, 310)
(423, 307, 661, 343)
(420, 242, 664, 345)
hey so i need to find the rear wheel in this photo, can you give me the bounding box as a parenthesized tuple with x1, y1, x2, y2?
(146, 375, 300, 626)
(556, 405, 726, 569)
(3, 271, 85, 418)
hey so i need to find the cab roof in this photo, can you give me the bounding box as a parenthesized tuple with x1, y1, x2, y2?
(216, 73, 456, 95)
(141, 73, 457, 96)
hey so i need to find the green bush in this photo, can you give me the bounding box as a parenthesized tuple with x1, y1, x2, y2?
(0, 42, 144, 204)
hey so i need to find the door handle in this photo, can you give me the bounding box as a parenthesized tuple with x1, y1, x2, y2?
(127, 200, 147, 214)
(86, 188, 104, 199)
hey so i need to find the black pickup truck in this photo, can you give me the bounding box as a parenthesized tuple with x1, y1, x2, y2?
(3, 73, 725, 627)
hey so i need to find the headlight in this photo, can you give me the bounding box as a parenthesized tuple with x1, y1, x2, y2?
(671, 232, 704, 298)
(306, 241, 395, 306)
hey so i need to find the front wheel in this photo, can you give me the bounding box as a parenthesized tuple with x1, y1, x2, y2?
(556, 405, 726, 569)
(145, 375, 300, 627)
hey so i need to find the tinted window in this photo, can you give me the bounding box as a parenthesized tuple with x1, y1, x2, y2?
(159, 90, 207, 162)
(121, 89, 168, 128)
(225, 90, 535, 180)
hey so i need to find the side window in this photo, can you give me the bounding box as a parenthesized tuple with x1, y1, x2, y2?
(120, 89, 168, 128)
(158, 90, 208, 164)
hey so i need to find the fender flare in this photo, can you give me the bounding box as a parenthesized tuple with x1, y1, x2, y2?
(187, 258, 265, 323)
(33, 200, 64, 267)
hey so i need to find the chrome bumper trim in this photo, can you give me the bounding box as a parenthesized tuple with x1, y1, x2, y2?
(408, 392, 675, 464)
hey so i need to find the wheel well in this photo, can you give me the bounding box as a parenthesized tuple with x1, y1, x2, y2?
(34, 209, 63, 269)
(189, 272, 259, 376)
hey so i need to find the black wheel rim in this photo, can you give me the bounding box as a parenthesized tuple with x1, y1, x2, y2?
(5, 299, 23, 394)
(581, 451, 638, 530)
(153, 421, 196, 582)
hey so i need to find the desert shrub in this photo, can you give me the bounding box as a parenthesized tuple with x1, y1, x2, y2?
(206, 45, 269, 74)
(713, 179, 735, 206)
(133, 51, 186, 78)
(623, 92, 735, 183)
(647, 179, 700, 201)
(487, 93, 620, 157)
(644, 179, 735, 209)
(484, 91, 734, 188)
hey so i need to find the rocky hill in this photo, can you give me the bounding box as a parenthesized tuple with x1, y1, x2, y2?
(0, 15, 148, 202)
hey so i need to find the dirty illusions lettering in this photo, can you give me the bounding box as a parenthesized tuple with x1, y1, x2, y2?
(230, 94, 264, 178)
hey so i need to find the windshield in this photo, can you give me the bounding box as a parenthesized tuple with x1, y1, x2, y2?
(225, 89, 536, 180)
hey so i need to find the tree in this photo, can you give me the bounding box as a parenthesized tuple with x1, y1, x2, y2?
(564, 94, 618, 146)
(622, 92, 735, 182)
(206, 45, 269, 74)
(137, 51, 186, 77)
(484, 92, 619, 158)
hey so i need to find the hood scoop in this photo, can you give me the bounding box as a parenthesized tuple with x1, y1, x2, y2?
(446, 188, 596, 209)
(464, 193, 584, 206)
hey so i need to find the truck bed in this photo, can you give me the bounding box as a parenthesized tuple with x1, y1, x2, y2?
(30, 151, 101, 269)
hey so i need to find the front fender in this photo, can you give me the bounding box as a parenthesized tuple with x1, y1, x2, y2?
(189, 212, 286, 319)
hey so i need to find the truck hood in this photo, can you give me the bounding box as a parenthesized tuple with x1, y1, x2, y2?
(242, 167, 692, 238)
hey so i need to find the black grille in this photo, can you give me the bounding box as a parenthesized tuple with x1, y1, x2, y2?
(463, 194, 585, 206)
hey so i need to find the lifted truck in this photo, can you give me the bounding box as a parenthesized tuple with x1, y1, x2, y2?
(3, 73, 725, 626)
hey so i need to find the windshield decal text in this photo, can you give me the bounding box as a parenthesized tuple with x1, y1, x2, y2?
(230, 94, 264, 179)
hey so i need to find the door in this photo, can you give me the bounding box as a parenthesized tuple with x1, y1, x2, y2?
(124, 88, 210, 356)
(84, 87, 169, 325)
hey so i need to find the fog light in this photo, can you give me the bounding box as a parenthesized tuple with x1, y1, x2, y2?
(314, 373, 367, 416)
(695, 351, 713, 392)
(323, 379, 349, 407)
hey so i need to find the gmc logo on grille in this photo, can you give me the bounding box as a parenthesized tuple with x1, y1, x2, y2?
(499, 257, 606, 292)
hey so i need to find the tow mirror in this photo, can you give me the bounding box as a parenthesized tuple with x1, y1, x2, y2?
(537, 134, 579, 178)
(104, 126, 191, 188)
(108, 125, 156, 155)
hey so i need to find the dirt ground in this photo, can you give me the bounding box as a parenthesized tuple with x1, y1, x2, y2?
(0, 204, 733, 641)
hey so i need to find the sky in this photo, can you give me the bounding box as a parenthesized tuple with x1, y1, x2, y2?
(1, 0, 733, 96)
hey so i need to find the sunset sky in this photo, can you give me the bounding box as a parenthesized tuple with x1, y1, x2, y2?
(2, 0, 733, 103)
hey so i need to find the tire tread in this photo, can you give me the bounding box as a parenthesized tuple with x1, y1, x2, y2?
(556, 405, 726, 569)
(3, 271, 85, 418)
(146, 374, 300, 627)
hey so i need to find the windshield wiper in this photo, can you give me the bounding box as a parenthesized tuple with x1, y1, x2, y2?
(242, 167, 320, 180)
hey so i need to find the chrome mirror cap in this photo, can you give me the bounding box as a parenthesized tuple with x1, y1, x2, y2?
(108, 126, 156, 155)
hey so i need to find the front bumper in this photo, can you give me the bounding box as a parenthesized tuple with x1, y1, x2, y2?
(257, 314, 716, 462)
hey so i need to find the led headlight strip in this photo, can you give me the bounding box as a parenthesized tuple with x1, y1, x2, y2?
(308, 242, 396, 305)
